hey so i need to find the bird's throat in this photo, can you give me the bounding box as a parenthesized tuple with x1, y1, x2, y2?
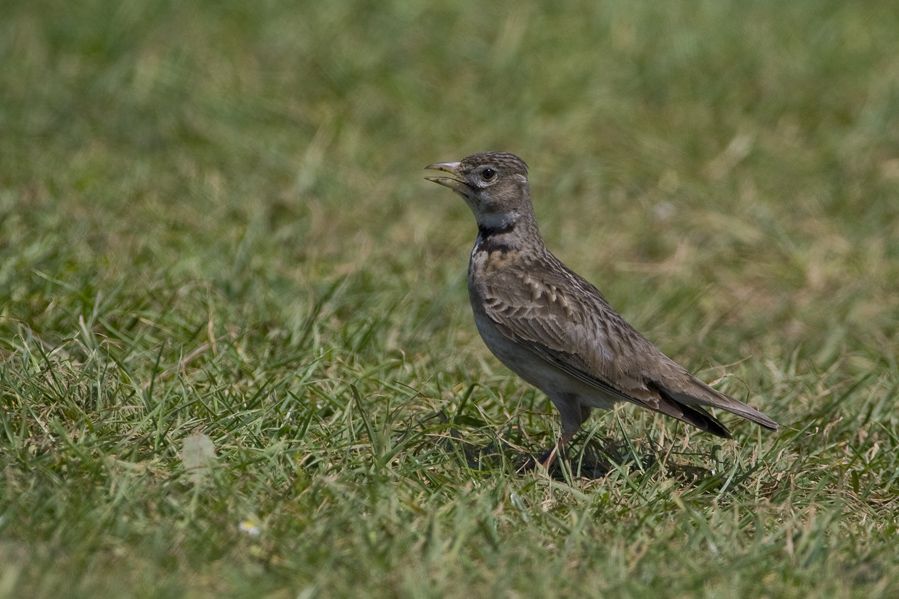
(474, 211, 542, 256)
(475, 217, 518, 255)
(477, 220, 516, 238)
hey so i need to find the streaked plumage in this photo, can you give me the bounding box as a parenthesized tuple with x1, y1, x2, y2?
(425, 151, 777, 459)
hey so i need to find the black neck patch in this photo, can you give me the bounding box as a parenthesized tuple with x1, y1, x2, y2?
(477, 221, 516, 238)
(475, 221, 515, 254)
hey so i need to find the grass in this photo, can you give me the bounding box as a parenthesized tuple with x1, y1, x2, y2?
(1, 0, 898, 596)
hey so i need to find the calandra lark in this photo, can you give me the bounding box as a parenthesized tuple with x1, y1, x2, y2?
(425, 151, 777, 464)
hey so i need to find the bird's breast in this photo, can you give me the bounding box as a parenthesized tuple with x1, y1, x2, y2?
(469, 234, 522, 278)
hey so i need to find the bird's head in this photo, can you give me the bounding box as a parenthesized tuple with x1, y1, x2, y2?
(425, 152, 533, 230)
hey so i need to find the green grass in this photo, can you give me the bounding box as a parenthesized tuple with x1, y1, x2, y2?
(2, 0, 898, 596)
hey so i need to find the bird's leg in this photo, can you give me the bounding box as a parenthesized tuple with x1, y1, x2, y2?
(539, 430, 574, 470)
(538, 394, 589, 471)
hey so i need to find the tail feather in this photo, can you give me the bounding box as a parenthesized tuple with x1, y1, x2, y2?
(647, 381, 733, 438)
(655, 373, 779, 432)
(682, 375, 779, 431)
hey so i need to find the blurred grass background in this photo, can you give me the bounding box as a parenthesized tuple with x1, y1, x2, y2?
(1, 0, 897, 596)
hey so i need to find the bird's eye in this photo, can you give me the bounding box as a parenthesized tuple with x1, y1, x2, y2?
(481, 168, 496, 181)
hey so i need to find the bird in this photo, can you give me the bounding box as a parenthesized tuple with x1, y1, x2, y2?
(424, 151, 778, 467)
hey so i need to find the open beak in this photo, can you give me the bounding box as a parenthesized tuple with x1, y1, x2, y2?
(424, 161, 469, 194)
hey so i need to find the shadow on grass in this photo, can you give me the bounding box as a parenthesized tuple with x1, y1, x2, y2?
(440, 430, 716, 482)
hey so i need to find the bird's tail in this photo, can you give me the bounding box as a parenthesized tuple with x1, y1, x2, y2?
(666, 375, 779, 431)
(647, 381, 732, 438)
(648, 375, 779, 436)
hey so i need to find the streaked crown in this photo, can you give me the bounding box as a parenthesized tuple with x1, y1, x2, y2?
(459, 152, 529, 177)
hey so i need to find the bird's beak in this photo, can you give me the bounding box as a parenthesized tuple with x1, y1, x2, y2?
(424, 161, 468, 194)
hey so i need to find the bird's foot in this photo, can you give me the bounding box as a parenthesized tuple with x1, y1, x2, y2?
(514, 448, 547, 473)
(515, 446, 563, 474)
